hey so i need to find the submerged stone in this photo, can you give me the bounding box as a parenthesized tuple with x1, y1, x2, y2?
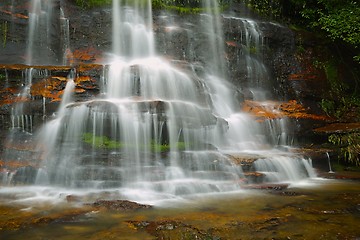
(127, 220, 214, 240)
(91, 200, 152, 211)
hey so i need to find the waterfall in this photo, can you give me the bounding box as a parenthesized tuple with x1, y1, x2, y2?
(253, 155, 316, 182)
(60, 8, 71, 65)
(26, 0, 69, 65)
(326, 152, 335, 173)
(27, 0, 41, 65)
(0, 0, 316, 204)
(112, 0, 155, 58)
(34, 0, 246, 199)
(10, 68, 35, 132)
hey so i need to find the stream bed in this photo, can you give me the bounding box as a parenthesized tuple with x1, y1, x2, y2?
(0, 178, 359, 239)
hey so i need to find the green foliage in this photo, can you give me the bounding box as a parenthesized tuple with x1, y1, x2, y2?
(324, 61, 348, 95)
(74, 0, 228, 14)
(244, 0, 360, 64)
(162, 5, 203, 14)
(301, 0, 360, 52)
(157, 0, 202, 8)
(245, 0, 283, 19)
(318, 7, 360, 46)
(319, 60, 360, 119)
(354, 55, 360, 64)
(328, 132, 360, 165)
(153, 0, 229, 14)
(322, 98, 354, 121)
(320, 99, 336, 117)
(75, 0, 112, 8)
(331, 161, 360, 172)
(320, 97, 360, 119)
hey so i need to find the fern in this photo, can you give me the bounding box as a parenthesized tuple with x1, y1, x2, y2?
(329, 133, 360, 165)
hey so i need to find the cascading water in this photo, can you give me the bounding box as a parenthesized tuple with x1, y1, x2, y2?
(34, 0, 245, 201)
(0, 0, 70, 186)
(11, 68, 34, 132)
(197, 0, 314, 181)
(0, 67, 50, 185)
(27, 0, 69, 65)
(26, 0, 40, 65)
(60, 8, 70, 66)
(326, 152, 335, 173)
(0, 0, 316, 204)
(222, 14, 293, 146)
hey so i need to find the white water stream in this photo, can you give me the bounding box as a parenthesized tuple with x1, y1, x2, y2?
(27, 0, 70, 65)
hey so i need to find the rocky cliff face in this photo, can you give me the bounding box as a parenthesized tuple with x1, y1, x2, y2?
(0, 1, 331, 146)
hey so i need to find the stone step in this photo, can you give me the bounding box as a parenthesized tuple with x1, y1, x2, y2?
(66, 99, 222, 129)
(243, 171, 266, 184)
(72, 164, 242, 182)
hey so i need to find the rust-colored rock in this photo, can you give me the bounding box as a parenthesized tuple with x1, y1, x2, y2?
(0, 8, 28, 19)
(244, 172, 265, 178)
(226, 154, 261, 166)
(0, 160, 38, 171)
(314, 123, 360, 134)
(242, 100, 331, 122)
(69, 47, 104, 64)
(318, 171, 360, 180)
(30, 77, 66, 102)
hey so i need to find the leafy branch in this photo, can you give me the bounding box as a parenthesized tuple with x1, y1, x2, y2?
(329, 132, 360, 165)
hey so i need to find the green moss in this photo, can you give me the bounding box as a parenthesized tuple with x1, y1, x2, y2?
(82, 132, 124, 149)
(164, 6, 203, 14)
(150, 141, 187, 152)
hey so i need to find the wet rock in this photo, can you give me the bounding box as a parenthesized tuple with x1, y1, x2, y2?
(226, 153, 261, 172)
(2, 207, 92, 231)
(270, 191, 305, 197)
(227, 153, 260, 165)
(127, 220, 215, 240)
(318, 171, 360, 181)
(11, 166, 38, 185)
(257, 217, 283, 231)
(243, 172, 266, 183)
(242, 183, 289, 190)
(0, 64, 103, 134)
(91, 200, 152, 211)
(291, 147, 335, 172)
(242, 100, 331, 122)
(67, 99, 220, 129)
(66, 194, 82, 203)
(48, 0, 63, 64)
(314, 123, 360, 134)
(0, 0, 336, 149)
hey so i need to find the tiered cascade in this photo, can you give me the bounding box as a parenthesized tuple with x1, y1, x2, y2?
(0, 0, 315, 204)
